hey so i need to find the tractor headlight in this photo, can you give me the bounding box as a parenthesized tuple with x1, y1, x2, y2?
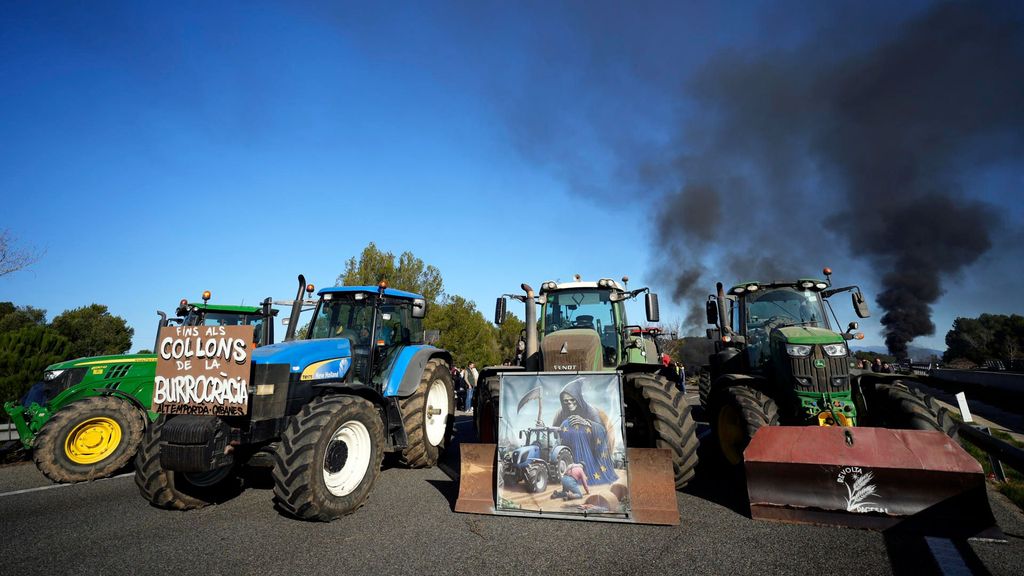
(785, 344, 812, 357)
(43, 369, 65, 381)
(823, 343, 848, 357)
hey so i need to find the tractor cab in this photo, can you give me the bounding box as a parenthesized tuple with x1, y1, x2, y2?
(176, 292, 277, 347)
(304, 284, 427, 388)
(495, 276, 661, 371)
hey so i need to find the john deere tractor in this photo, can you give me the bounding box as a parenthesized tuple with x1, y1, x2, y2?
(475, 276, 698, 489)
(135, 277, 454, 521)
(2, 293, 276, 482)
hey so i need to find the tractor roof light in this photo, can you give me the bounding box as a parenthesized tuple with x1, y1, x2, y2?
(801, 281, 815, 289)
(202, 290, 212, 302)
(746, 284, 759, 292)
(542, 281, 557, 291)
(815, 282, 828, 290)
(574, 274, 582, 282)
(378, 280, 389, 290)
(179, 298, 188, 307)
(733, 287, 745, 294)
(306, 284, 315, 294)
(354, 293, 365, 301)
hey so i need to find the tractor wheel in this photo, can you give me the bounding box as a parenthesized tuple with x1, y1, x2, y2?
(33, 396, 145, 483)
(474, 375, 501, 444)
(711, 385, 779, 467)
(398, 358, 454, 468)
(273, 395, 384, 521)
(697, 370, 711, 410)
(871, 382, 945, 433)
(622, 372, 699, 490)
(134, 416, 240, 510)
(526, 462, 548, 493)
(555, 448, 572, 477)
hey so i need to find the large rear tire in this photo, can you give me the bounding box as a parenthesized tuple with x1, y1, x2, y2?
(134, 416, 240, 510)
(474, 375, 501, 444)
(871, 382, 945, 433)
(272, 395, 384, 521)
(34, 396, 145, 483)
(622, 372, 699, 490)
(398, 358, 454, 468)
(697, 369, 711, 410)
(710, 384, 779, 467)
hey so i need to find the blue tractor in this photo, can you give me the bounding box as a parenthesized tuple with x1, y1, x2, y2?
(135, 276, 454, 521)
(502, 426, 573, 493)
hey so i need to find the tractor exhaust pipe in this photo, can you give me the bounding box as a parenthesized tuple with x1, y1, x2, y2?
(716, 282, 729, 334)
(285, 274, 306, 342)
(155, 311, 169, 352)
(522, 283, 538, 368)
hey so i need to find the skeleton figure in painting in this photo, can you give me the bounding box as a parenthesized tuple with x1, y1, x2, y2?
(551, 377, 619, 484)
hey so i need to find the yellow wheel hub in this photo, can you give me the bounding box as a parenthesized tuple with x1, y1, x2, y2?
(717, 404, 745, 466)
(64, 417, 122, 464)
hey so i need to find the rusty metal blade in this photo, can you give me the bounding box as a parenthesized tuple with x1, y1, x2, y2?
(627, 448, 680, 526)
(743, 426, 1001, 538)
(455, 443, 496, 515)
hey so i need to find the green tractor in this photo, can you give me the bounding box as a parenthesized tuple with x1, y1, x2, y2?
(475, 276, 698, 489)
(2, 293, 276, 483)
(699, 268, 994, 531)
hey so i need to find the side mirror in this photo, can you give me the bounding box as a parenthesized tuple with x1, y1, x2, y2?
(706, 300, 718, 325)
(846, 321, 859, 333)
(411, 298, 426, 319)
(494, 297, 506, 325)
(645, 293, 660, 323)
(852, 292, 870, 318)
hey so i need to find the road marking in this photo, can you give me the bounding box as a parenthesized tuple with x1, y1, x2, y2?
(924, 537, 974, 576)
(0, 472, 133, 498)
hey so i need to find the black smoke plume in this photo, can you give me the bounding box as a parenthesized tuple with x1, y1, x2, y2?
(652, 1, 1024, 356)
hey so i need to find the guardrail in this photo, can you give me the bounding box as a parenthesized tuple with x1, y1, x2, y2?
(956, 423, 1024, 482)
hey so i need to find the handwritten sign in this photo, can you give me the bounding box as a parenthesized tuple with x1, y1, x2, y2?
(154, 325, 253, 416)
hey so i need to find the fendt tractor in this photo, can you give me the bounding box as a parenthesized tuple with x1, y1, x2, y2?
(2, 293, 275, 483)
(702, 268, 996, 535)
(476, 275, 699, 490)
(135, 276, 454, 521)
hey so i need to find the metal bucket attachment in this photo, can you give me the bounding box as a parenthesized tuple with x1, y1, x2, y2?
(455, 443, 496, 515)
(744, 426, 1001, 538)
(455, 443, 679, 525)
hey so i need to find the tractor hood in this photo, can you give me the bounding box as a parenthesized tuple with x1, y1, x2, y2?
(45, 354, 157, 371)
(252, 338, 352, 373)
(772, 326, 844, 345)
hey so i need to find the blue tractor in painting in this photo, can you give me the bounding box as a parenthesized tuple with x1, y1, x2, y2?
(502, 426, 573, 493)
(135, 276, 454, 521)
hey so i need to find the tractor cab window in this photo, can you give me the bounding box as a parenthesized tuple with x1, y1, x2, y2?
(744, 288, 827, 332)
(543, 289, 622, 368)
(527, 430, 551, 451)
(309, 297, 375, 343)
(187, 311, 264, 343)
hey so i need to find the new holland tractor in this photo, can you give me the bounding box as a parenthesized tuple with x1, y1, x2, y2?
(135, 276, 454, 521)
(702, 268, 994, 532)
(475, 275, 698, 490)
(2, 293, 275, 483)
(501, 426, 573, 493)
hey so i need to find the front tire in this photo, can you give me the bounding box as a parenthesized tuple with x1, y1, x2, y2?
(34, 396, 145, 483)
(134, 416, 240, 510)
(272, 395, 384, 521)
(399, 358, 454, 468)
(622, 372, 700, 490)
(870, 382, 944, 433)
(710, 384, 779, 467)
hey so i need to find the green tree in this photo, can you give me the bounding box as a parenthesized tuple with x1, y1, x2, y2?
(943, 314, 1024, 367)
(0, 325, 72, 403)
(51, 304, 134, 359)
(0, 302, 47, 335)
(337, 242, 444, 304)
(425, 296, 500, 367)
(496, 313, 525, 363)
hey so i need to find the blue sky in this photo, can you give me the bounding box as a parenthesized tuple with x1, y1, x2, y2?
(2, 1, 1021, 354)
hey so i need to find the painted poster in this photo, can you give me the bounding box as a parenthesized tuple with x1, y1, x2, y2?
(154, 325, 253, 416)
(496, 372, 630, 519)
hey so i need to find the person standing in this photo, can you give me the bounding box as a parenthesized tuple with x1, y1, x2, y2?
(452, 365, 466, 411)
(462, 362, 479, 413)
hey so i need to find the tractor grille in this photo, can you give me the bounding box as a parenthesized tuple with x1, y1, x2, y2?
(790, 347, 850, 393)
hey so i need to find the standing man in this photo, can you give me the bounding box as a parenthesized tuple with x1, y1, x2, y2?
(463, 362, 479, 414)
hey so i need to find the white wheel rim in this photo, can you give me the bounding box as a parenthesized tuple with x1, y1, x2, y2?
(322, 420, 372, 497)
(424, 379, 449, 446)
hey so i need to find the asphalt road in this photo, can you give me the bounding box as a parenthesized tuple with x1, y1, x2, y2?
(2, 394, 1023, 576)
